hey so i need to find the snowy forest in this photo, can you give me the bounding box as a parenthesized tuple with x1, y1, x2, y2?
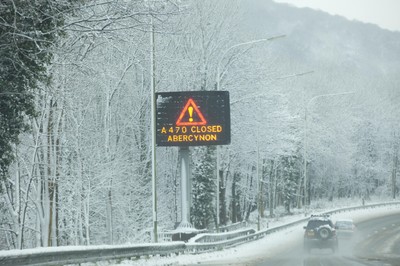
(1, 0, 400, 250)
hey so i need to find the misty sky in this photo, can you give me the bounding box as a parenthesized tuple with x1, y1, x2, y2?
(273, 0, 400, 32)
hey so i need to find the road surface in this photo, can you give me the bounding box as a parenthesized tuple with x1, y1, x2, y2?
(195, 213, 400, 266)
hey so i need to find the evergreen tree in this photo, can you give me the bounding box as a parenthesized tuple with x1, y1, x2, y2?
(281, 155, 301, 214)
(0, 0, 75, 180)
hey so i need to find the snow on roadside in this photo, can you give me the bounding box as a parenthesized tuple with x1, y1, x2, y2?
(97, 202, 400, 266)
(1, 201, 398, 266)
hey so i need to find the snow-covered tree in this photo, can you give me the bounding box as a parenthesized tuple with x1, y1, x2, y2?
(191, 146, 216, 229)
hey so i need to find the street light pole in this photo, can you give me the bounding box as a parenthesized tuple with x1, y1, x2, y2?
(303, 92, 355, 208)
(150, 15, 158, 243)
(215, 35, 285, 231)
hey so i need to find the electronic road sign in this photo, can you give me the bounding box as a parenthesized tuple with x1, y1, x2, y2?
(156, 91, 230, 146)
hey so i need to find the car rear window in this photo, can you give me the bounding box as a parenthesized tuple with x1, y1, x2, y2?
(336, 221, 353, 229)
(306, 220, 332, 229)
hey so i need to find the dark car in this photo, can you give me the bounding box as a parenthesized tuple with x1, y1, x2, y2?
(303, 215, 338, 253)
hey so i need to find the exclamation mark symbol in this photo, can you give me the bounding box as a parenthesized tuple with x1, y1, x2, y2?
(188, 106, 193, 122)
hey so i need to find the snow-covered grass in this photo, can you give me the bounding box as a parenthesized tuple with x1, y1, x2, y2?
(89, 199, 400, 266)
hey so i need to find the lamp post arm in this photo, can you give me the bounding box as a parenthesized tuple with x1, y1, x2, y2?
(275, 70, 314, 80)
(306, 91, 355, 108)
(216, 35, 285, 91)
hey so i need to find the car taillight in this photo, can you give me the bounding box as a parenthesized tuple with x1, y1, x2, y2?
(305, 230, 315, 238)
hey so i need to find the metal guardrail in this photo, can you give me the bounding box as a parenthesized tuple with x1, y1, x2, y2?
(190, 228, 255, 243)
(0, 243, 186, 266)
(1, 201, 399, 266)
(158, 221, 248, 241)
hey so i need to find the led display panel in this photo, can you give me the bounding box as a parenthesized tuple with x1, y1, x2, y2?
(156, 91, 230, 146)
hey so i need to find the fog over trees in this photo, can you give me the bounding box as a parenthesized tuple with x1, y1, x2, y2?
(1, 0, 399, 249)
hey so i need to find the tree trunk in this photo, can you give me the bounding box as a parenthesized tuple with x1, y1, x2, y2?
(268, 159, 275, 218)
(219, 169, 227, 225)
(231, 172, 241, 223)
(244, 169, 255, 221)
(392, 138, 398, 199)
(106, 185, 113, 244)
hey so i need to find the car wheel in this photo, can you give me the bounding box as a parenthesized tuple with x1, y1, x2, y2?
(318, 227, 331, 240)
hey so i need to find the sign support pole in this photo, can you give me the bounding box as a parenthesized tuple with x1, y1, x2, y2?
(177, 147, 193, 229)
(216, 146, 220, 232)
